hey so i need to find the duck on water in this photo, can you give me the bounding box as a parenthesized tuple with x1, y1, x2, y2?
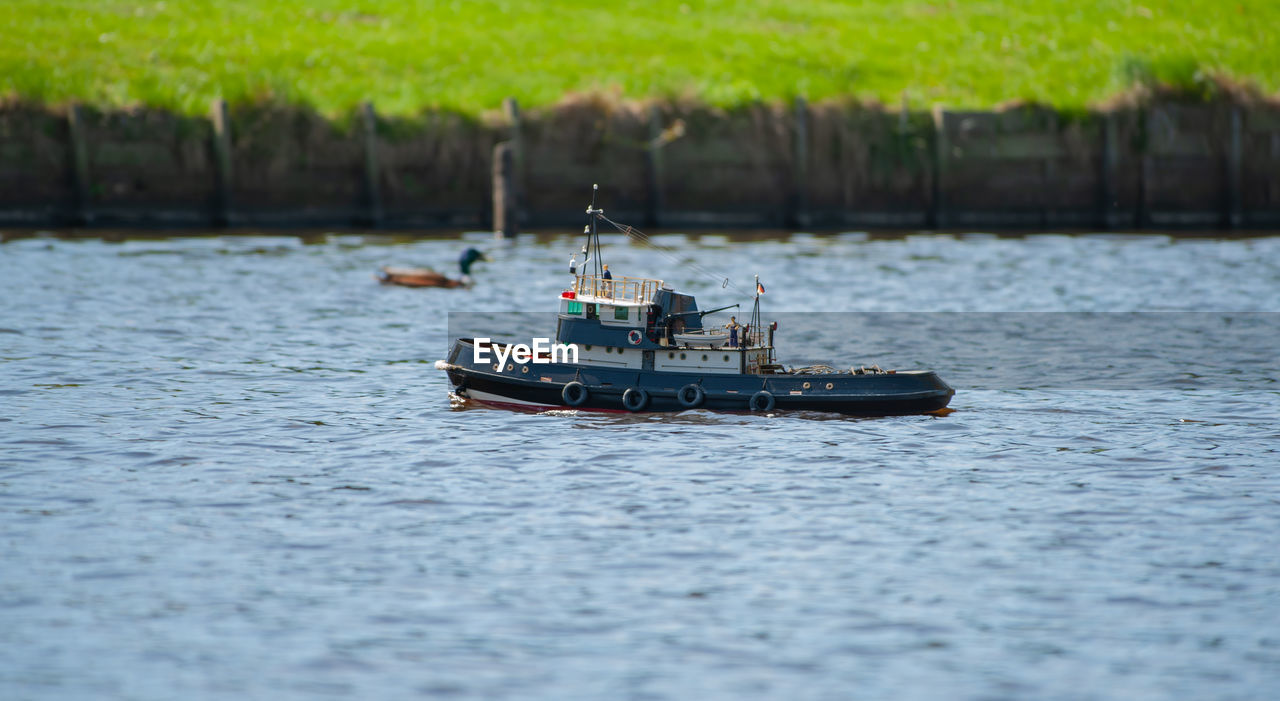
(377, 248, 488, 288)
(435, 187, 954, 415)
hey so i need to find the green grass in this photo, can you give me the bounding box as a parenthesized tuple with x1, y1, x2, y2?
(2, 0, 1276, 116)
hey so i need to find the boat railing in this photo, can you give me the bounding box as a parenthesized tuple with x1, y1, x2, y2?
(574, 274, 663, 304)
(738, 322, 773, 349)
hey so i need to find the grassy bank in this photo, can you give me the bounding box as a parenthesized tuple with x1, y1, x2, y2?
(2, 1, 1277, 116)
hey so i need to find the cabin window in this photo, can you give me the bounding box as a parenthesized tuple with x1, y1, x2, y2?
(567, 301, 583, 314)
(614, 306, 629, 321)
(680, 353, 687, 360)
(584, 345, 592, 350)
(723, 355, 730, 362)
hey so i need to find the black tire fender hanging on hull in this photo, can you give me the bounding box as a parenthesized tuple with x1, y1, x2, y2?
(562, 381, 589, 407)
(677, 383, 705, 409)
(749, 390, 775, 412)
(621, 387, 649, 412)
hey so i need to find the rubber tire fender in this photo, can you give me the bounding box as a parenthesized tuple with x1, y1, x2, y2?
(677, 383, 705, 409)
(562, 381, 589, 407)
(621, 387, 649, 412)
(749, 390, 776, 412)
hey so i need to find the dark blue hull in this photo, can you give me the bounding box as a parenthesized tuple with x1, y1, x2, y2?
(443, 339, 954, 416)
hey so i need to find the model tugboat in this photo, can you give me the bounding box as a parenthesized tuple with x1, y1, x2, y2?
(436, 187, 954, 415)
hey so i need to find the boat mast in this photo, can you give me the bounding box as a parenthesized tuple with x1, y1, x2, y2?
(750, 274, 762, 348)
(585, 184, 604, 279)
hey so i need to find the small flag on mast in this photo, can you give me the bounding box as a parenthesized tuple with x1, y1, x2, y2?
(756, 281, 766, 295)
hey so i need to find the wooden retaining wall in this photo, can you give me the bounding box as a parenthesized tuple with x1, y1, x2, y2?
(1, 97, 1278, 231)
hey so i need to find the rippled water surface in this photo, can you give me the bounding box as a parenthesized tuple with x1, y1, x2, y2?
(2, 230, 1278, 700)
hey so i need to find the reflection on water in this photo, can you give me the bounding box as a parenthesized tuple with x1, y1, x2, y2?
(1, 230, 1278, 700)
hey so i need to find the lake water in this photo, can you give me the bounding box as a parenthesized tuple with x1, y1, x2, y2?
(1, 230, 1278, 700)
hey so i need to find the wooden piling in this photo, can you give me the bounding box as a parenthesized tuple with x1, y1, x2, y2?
(493, 141, 516, 237)
(645, 104, 665, 227)
(1139, 107, 1154, 229)
(210, 98, 233, 226)
(67, 103, 92, 225)
(1226, 106, 1243, 228)
(502, 97, 524, 224)
(9, 98, 1280, 231)
(1099, 113, 1118, 229)
(899, 92, 909, 135)
(790, 96, 810, 228)
(1042, 112, 1057, 228)
(931, 105, 948, 229)
(360, 101, 383, 227)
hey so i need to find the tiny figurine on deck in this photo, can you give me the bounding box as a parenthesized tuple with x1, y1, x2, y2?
(724, 316, 741, 348)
